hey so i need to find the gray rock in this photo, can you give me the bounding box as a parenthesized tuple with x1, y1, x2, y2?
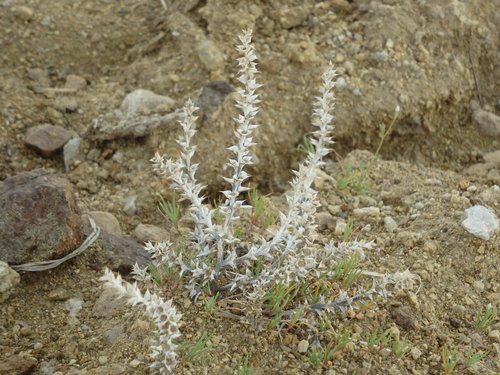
(0, 261, 20, 302)
(479, 185, 499, 203)
(133, 223, 170, 243)
(38, 361, 57, 375)
(89, 107, 182, 141)
(86, 226, 152, 274)
(383, 216, 398, 233)
(48, 287, 71, 301)
(316, 212, 336, 230)
(275, 6, 309, 29)
(330, 0, 353, 13)
(54, 97, 79, 113)
(344, 61, 355, 75)
(334, 219, 346, 236)
(196, 39, 225, 72)
(464, 162, 491, 178)
(93, 289, 128, 317)
(0, 170, 84, 264)
(313, 168, 335, 190)
(12, 5, 34, 22)
(489, 330, 500, 343)
(297, 339, 309, 353)
(24, 124, 75, 157)
(195, 81, 235, 124)
(483, 150, 500, 165)
(122, 195, 137, 216)
(486, 169, 500, 185)
(64, 297, 83, 325)
(88, 364, 127, 375)
(461, 205, 499, 240)
(473, 108, 500, 137)
(372, 51, 389, 63)
(40, 15, 52, 27)
(359, 195, 378, 207)
(63, 137, 82, 172)
(28, 68, 51, 87)
(121, 89, 175, 116)
(104, 324, 125, 345)
(64, 74, 87, 90)
(286, 40, 320, 64)
(353, 207, 380, 217)
(167, 11, 224, 72)
(424, 178, 442, 186)
(88, 211, 122, 236)
(336, 76, 348, 89)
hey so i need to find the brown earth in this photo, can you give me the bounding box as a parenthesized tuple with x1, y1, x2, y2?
(0, 1, 499, 374)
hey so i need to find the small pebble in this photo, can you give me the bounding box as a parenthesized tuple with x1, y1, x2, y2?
(129, 359, 141, 368)
(13, 6, 34, 21)
(123, 196, 137, 216)
(424, 178, 442, 186)
(63, 137, 82, 172)
(297, 339, 309, 353)
(359, 195, 378, 207)
(64, 75, 87, 90)
(361, 224, 371, 232)
(407, 292, 419, 309)
(353, 207, 380, 217)
(334, 220, 346, 236)
(20, 325, 32, 336)
(336, 76, 348, 89)
(391, 308, 415, 331)
(388, 326, 401, 339)
(98, 356, 108, 365)
(316, 212, 336, 230)
(410, 346, 422, 360)
(488, 330, 500, 343)
(384, 216, 398, 232)
(452, 305, 466, 315)
(422, 241, 438, 253)
(472, 280, 485, 292)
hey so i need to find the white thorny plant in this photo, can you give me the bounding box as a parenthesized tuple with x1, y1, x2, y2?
(101, 29, 420, 374)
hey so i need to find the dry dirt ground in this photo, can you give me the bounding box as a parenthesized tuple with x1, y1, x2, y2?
(0, 1, 499, 374)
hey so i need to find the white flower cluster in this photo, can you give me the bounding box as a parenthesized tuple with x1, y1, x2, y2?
(100, 269, 182, 374)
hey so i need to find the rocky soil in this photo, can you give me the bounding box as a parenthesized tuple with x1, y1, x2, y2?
(0, 0, 499, 374)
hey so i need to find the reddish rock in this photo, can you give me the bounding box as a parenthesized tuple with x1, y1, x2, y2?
(24, 124, 75, 157)
(391, 306, 415, 331)
(0, 169, 84, 265)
